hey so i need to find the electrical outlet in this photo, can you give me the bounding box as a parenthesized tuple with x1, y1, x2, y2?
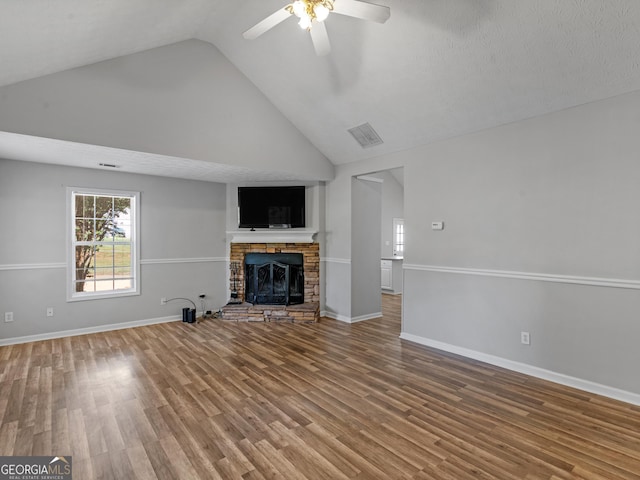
(161, 297, 167, 305)
(4, 312, 14, 323)
(46, 307, 54, 317)
(521, 331, 531, 345)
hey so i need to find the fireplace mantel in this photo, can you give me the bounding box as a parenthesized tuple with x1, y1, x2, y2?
(227, 230, 317, 244)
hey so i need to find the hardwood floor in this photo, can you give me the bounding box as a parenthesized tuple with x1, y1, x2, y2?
(1, 294, 640, 479)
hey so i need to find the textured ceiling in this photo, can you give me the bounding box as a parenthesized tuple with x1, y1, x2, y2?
(2, 0, 640, 180)
(0, 0, 213, 87)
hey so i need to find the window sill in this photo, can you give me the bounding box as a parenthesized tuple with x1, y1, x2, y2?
(67, 289, 140, 302)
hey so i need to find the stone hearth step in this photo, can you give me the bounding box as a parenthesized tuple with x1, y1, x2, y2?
(221, 302, 319, 323)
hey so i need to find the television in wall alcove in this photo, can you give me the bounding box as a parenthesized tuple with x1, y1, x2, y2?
(238, 186, 305, 228)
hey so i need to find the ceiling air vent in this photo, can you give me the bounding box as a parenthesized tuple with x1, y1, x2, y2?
(348, 122, 384, 148)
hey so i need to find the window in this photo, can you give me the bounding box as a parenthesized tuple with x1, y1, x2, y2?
(68, 188, 140, 301)
(393, 217, 404, 257)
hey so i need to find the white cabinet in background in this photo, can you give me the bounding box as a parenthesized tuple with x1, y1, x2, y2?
(381, 258, 403, 294)
(381, 260, 393, 290)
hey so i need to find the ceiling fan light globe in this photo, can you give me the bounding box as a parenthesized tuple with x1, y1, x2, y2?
(314, 4, 330, 22)
(292, 0, 306, 17)
(298, 14, 312, 29)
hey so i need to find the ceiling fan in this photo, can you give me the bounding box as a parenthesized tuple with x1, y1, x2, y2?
(243, 0, 390, 56)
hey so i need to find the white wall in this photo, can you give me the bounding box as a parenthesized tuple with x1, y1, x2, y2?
(324, 88, 640, 401)
(0, 40, 334, 181)
(0, 159, 228, 343)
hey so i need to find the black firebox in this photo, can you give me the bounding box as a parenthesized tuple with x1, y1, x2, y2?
(244, 253, 304, 305)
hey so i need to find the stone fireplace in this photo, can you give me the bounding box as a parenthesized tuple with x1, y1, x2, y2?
(223, 241, 320, 322)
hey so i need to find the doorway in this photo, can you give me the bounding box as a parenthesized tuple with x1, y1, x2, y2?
(351, 167, 404, 329)
(377, 167, 404, 330)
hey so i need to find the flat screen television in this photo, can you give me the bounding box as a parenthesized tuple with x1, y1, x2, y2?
(238, 186, 305, 228)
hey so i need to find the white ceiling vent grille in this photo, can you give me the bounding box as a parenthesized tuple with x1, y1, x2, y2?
(348, 123, 384, 148)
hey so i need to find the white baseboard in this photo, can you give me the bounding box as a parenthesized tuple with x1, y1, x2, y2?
(400, 332, 640, 407)
(321, 311, 351, 323)
(322, 311, 382, 323)
(351, 312, 382, 323)
(0, 315, 180, 346)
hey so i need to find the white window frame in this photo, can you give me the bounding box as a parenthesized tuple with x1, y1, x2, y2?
(393, 217, 404, 257)
(67, 187, 140, 302)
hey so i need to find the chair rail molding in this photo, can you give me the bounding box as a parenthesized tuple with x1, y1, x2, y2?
(141, 257, 227, 265)
(0, 262, 66, 271)
(403, 264, 640, 290)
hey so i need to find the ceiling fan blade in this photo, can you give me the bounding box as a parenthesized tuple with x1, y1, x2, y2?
(332, 0, 390, 23)
(243, 8, 292, 40)
(310, 21, 331, 56)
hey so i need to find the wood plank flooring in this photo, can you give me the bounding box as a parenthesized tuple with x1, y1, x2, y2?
(1, 293, 640, 479)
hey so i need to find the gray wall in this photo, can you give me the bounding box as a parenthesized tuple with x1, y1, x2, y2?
(0, 159, 228, 342)
(324, 88, 640, 398)
(322, 171, 353, 320)
(0, 40, 334, 181)
(351, 177, 382, 320)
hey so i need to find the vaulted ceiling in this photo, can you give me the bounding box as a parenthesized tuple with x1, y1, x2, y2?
(1, 0, 640, 181)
